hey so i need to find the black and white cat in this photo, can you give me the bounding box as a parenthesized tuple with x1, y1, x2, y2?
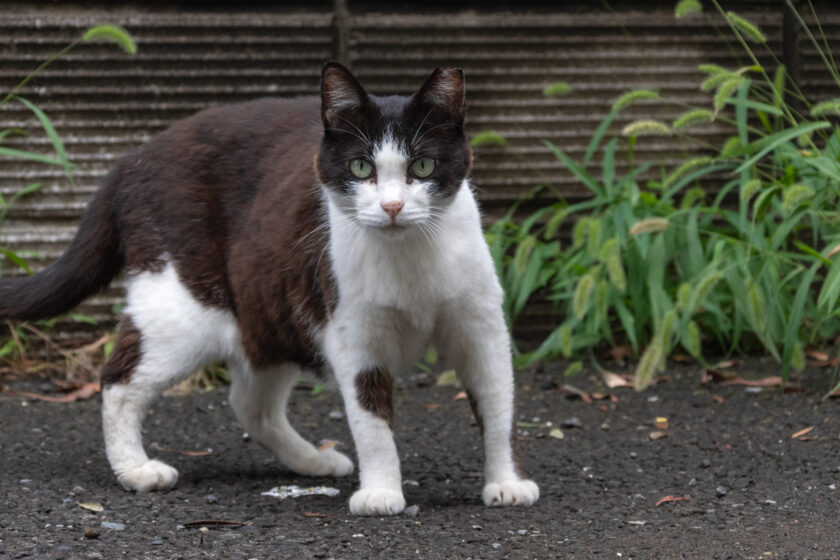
(0, 63, 539, 515)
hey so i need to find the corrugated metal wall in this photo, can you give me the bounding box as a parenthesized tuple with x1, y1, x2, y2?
(0, 1, 837, 348)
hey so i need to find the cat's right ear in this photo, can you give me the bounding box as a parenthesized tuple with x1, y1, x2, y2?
(321, 62, 368, 129)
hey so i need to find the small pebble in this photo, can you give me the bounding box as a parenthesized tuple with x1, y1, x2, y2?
(328, 410, 344, 420)
(204, 494, 218, 504)
(688, 478, 697, 487)
(715, 486, 727, 498)
(83, 528, 100, 539)
(562, 417, 583, 429)
(404, 505, 420, 517)
(700, 459, 712, 469)
(517, 529, 527, 535)
(101, 521, 126, 531)
(491, 543, 501, 550)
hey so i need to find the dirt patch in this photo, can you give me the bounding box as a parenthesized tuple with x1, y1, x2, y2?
(2, 360, 840, 559)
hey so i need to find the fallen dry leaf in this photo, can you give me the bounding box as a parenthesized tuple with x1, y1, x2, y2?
(649, 430, 668, 440)
(548, 427, 564, 440)
(602, 371, 631, 389)
(712, 394, 725, 404)
(78, 502, 104, 512)
(714, 359, 741, 369)
(454, 391, 467, 401)
(151, 443, 212, 456)
(655, 495, 691, 507)
(435, 370, 458, 386)
(670, 353, 694, 363)
(654, 417, 669, 430)
(561, 384, 592, 404)
(806, 350, 830, 362)
(303, 512, 327, 518)
(609, 345, 634, 363)
(4, 381, 100, 403)
(791, 426, 814, 439)
(719, 375, 784, 388)
(827, 244, 840, 259)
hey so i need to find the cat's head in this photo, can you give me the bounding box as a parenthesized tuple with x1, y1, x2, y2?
(316, 62, 472, 236)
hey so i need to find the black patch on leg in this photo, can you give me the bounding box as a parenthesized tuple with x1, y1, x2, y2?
(100, 316, 142, 385)
(354, 366, 394, 428)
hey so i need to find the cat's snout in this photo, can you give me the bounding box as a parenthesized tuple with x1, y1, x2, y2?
(380, 200, 404, 219)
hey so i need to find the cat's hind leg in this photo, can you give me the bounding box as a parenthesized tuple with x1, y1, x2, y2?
(228, 363, 353, 478)
(101, 262, 239, 492)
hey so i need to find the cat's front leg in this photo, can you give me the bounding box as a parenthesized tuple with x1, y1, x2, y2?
(324, 328, 405, 516)
(437, 300, 540, 508)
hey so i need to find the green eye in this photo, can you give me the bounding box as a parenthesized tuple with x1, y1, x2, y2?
(349, 158, 374, 179)
(410, 157, 435, 178)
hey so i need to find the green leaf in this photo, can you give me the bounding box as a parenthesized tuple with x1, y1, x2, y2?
(0, 146, 68, 167)
(544, 141, 605, 197)
(82, 25, 137, 54)
(13, 96, 72, 177)
(818, 254, 840, 312)
(781, 263, 818, 381)
(735, 121, 831, 174)
(0, 248, 31, 274)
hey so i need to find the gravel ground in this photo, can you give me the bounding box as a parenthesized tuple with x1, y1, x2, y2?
(2, 360, 840, 559)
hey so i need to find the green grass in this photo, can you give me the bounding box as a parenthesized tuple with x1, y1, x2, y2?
(490, 2, 840, 389)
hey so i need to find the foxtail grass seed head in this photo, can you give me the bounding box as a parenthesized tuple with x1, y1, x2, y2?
(630, 217, 669, 235)
(693, 271, 724, 312)
(587, 218, 602, 261)
(680, 187, 706, 209)
(746, 280, 766, 331)
(596, 279, 610, 319)
(720, 136, 742, 157)
(673, 109, 713, 130)
(606, 254, 627, 293)
(513, 235, 536, 276)
(686, 320, 701, 358)
(543, 82, 572, 97)
(782, 184, 814, 213)
(470, 131, 507, 148)
(810, 98, 840, 117)
(698, 63, 729, 76)
(622, 119, 672, 137)
(634, 337, 663, 392)
(796, 132, 813, 148)
(599, 236, 619, 262)
(664, 156, 714, 188)
(701, 72, 734, 92)
(714, 77, 745, 111)
(676, 283, 692, 311)
(740, 179, 762, 201)
(573, 217, 590, 249)
(675, 0, 702, 18)
(546, 207, 568, 239)
(726, 11, 767, 44)
(661, 309, 678, 350)
(573, 274, 595, 320)
(559, 324, 573, 357)
(773, 65, 786, 107)
(612, 90, 660, 112)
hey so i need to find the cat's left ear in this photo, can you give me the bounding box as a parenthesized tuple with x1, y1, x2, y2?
(414, 68, 466, 127)
(321, 61, 369, 129)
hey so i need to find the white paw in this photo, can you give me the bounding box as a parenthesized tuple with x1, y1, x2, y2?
(482, 478, 540, 507)
(116, 459, 179, 492)
(349, 487, 406, 516)
(289, 448, 354, 478)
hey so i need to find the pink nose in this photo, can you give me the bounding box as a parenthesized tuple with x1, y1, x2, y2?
(380, 200, 404, 219)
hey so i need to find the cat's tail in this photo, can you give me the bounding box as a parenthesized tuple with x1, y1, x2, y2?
(0, 168, 124, 321)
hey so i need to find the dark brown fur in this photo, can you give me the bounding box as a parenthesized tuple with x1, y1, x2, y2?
(354, 366, 394, 428)
(100, 316, 142, 385)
